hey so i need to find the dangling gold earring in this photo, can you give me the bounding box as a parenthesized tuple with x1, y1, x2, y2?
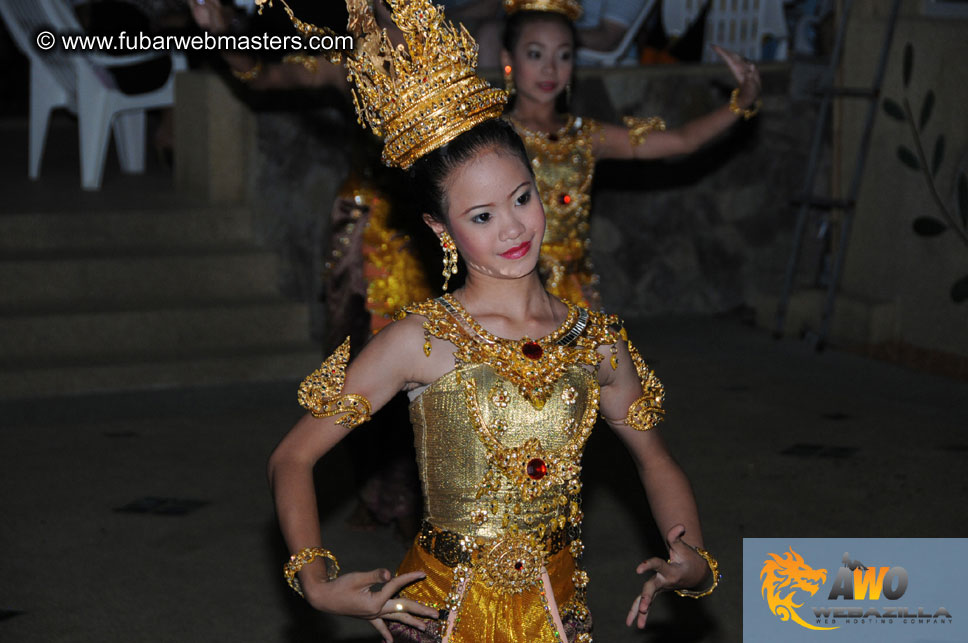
(439, 231, 459, 291)
(504, 65, 516, 96)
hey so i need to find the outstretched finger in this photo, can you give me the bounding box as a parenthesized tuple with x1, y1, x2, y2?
(636, 555, 668, 576)
(375, 570, 428, 600)
(368, 617, 393, 643)
(625, 594, 643, 627)
(711, 45, 746, 80)
(633, 585, 657, 629)
(383, 596, 439, 620)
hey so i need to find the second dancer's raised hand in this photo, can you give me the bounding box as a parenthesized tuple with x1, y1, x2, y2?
(713, 44, 762, 110)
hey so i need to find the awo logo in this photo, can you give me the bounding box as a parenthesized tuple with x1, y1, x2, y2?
(760, 547, 835, 630)
(759, 547, 953, 632)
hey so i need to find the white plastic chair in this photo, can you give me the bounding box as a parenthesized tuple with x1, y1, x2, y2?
(576, 0, 657, 67)
(662, 0, 789, 63)
(0, 0, 186, 190)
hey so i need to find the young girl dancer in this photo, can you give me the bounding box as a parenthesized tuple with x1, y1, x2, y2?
(501, 0, 762, 308)
(264, 1, 719, 640)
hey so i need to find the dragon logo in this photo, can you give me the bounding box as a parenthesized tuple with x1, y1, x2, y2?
(760, 547, 838, 631)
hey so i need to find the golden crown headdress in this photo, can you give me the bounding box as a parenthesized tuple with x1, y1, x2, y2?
(503, 0, 583, 21)
(259, 0, 507, 169)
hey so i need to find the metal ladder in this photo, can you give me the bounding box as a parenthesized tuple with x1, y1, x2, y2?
(774, 0, 902, 348)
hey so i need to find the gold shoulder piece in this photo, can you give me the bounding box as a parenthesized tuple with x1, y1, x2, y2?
(625, 341, 666, 431)
(622, 115, 666, 148)
(297, 337, 372, 428)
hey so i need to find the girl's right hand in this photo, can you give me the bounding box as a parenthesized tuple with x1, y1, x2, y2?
(301, 567, 439, 642)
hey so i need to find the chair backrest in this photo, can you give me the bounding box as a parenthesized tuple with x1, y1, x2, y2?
(661, 0, 707, 38)
(0, 0, 77, 95)
(40, 0, 84, 32)
(663, 0, 789, 62)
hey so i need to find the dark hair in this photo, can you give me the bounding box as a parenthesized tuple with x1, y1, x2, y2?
(409, 118, 533, 222)
(502, 9, 575, 53)
(501, 10, 577, 114)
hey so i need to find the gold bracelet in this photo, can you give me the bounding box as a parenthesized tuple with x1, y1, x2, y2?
(231, 60, 263, 83)
(284, 547, 340, 597)
(282, 53, 320, 74)
(728, 88, 761, 120)
(675, 545, 721, 598)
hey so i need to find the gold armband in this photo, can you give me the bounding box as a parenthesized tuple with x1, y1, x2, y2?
(231, 60, 263, 83)
(284, 547, 340, 597)
(622, 115, 666, 148)
(675, 545, 721, 598)
(297, 337, 372, 428)
(625, 341, 665, 431)
(728, 88, 762, 120)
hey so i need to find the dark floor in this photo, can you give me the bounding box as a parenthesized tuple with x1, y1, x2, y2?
(2, 313, 966, 643)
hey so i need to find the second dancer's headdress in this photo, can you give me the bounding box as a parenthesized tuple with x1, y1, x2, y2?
(261, 0, 508, 169)
(503, 0, 583, 21)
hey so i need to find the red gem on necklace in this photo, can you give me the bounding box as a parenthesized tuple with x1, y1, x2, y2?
(514, 560, 524, 571)
(521, 341, 543, 360)
(526, 458, 547, 480)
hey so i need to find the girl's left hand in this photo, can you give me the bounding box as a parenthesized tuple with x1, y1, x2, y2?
(713, 45, 762, 110)
(625, 524, 710, 629)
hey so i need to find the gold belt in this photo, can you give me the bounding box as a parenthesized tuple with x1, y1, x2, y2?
(417, 520, 576, 594)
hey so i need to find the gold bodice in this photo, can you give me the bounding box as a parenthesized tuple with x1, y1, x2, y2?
(410, 362, 597, 539)
(509, 116, 604, 307)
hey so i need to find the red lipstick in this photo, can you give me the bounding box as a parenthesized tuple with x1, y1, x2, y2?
(500, 240, 532, 260)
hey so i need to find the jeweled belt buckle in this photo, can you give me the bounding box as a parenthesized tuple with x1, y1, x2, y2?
(477, 533, 547, 594)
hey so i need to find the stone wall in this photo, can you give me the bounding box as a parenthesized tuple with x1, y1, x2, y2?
(837, 0, 968, 360)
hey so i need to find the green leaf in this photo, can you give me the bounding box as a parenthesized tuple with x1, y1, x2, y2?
(903, 43, 914, 88)
(897, 145, 919, 170)
(919, 90, 935, 130)
(951, 275, 968, 303)
(958, 172, 968, 229)
(932, 134, 945, 177)
(912, 216, 947, 236)
(882, 98, 905, 121)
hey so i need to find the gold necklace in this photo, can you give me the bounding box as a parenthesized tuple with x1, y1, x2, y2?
(440, 294, 595, 409)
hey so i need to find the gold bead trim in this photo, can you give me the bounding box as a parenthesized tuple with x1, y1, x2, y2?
(297, 337, 373, 429)
(283, 547, 340, 597)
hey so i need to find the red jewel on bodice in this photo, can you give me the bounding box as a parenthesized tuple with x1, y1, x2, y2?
(521, 341, 543, 360)
(558, 193, 571, 205)
(526, 458, 547, 480)
(514, 560, 524, 571)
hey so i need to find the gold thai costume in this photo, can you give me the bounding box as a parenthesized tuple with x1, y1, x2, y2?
(272, 2, 702, 640)
(295, 294, 668, 642)
(391, 295, 634, 642)
(508, 116, 603, 310)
